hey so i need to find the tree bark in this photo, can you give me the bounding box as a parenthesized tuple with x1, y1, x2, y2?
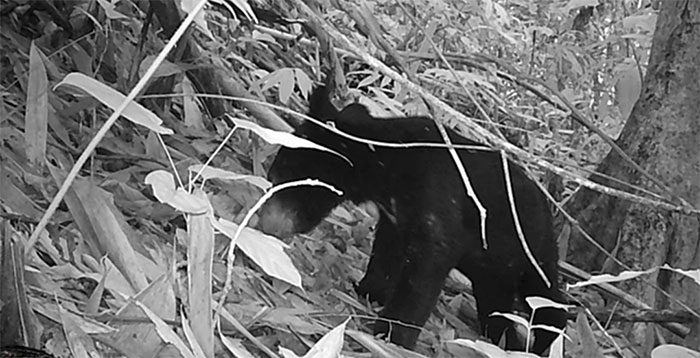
(561, 0, 699, 352)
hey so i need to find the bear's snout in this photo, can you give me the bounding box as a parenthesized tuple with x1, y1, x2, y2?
(257, 200, 296, 238)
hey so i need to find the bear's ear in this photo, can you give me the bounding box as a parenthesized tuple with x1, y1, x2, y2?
(337, 103, 372, 124)
(308, 86, 339, 120)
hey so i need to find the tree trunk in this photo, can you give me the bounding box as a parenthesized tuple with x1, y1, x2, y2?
(561, 0, 699, 352)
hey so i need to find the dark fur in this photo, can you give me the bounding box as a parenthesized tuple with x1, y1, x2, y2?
(258, 87, 566, 354)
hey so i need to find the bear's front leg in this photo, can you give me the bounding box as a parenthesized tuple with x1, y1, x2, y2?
(355, 211, 405, 305)
(372, 227, 463, 349)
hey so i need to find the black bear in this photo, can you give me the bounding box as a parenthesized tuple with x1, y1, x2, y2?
(257, 86, 567, 354)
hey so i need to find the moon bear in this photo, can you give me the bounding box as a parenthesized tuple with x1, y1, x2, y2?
(258, 86, 566, 354)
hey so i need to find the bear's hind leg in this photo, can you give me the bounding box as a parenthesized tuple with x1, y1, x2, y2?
(471, 274, 521, 351)
(519, 263, 567, 355)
